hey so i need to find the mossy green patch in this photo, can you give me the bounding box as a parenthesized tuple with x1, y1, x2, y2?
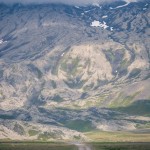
(13, 124, 25, 135)
(64, 78, 87, 89)
(105, 50, 116, 62)
(115, 100, 150, 116)
(136, 123, 150, 129)
(120, 59, 129, 69)
(51, 80, 57, 89)
(28, 130, 39, 136)
(65, 119, 94, 132)
(51, 95, 64, 102)
(128, 68, 141, 78)
(73, 135, 82, 140)
(61, 57, 80, 76)
(38, 132, 61, 141)
(83, 83, 94, 91)
(109, 92, 140, 108)
(0, 143, 76, 150)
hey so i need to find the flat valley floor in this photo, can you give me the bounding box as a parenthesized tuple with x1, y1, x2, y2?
(0, 142, 150, 150)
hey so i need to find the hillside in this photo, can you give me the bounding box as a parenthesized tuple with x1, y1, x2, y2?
(0, 0, 150, 141)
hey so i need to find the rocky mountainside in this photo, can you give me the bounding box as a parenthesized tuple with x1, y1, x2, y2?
(0, 0, 150, 141)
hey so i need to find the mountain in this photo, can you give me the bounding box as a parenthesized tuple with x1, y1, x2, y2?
(0, 1, 150, 141)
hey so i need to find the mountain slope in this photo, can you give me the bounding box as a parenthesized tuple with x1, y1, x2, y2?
(0, 1, 150, 141)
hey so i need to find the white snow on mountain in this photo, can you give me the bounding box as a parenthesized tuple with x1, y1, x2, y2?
(84, 10, 90, 13)
(93, 3, 102, 8)
(61, 53, 65, 57)
(91, 20, 100, 27)
(102, 15, 108, 19)
(75, 6, 80, 9)
(110, 2, 130, 9)
(109, 0, 137, 9)
(110, 27, 114, 31)
(0, 39, 4, 44)
(110, 0, 147, 10)
(91, 20, 109, 29)
(0, 39, 7, 45)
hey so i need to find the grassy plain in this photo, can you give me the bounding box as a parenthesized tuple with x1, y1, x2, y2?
(0, 142, 77, 150)
(85, 131, 150, 142)
(91, 142, 150, 150)
(0, 141, 150, 150)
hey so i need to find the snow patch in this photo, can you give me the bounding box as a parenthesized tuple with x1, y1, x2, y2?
(0, 39, 7, 45)
(110, 27, 114, 31)
(110, 1, 130, 9)
(91, 20, 101, 27)
(102, 15, 108, 19)
(75, 6, 80, 9)
(91, 20, 109, 29)
(0, 40, 3, 44)
(84, 10, 91, 13)
(93, 3, 100, 7)
(61, 53, 65, 57)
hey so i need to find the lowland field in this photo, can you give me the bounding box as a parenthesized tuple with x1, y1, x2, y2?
(91, 142, 150, 150)
(85, 130, 150, 142)
(0, 142, 77, 150)
(0, 142, 150, 150)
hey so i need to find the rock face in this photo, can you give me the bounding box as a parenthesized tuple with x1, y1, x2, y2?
(0, 1, 150, 141)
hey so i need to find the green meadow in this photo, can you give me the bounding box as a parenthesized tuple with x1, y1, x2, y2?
(0, 142, 77, 150)
(91, 142, 150, 150)
(1, 142, 150, 150)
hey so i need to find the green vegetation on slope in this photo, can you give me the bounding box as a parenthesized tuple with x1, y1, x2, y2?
(114, 100, 150, 116)
(65, 119, 94, 132)
(109, 92, 140, 108)
(13, 124, 25, 135)
(28, 130, 39, 136)
(38, 132, 62, 141)
(136, 123, 150, 129)
(51, 80, 57, 89)
(61, 57, 80, 76)
(51, 95, 64, 102)
(128, 68, 141, 78)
